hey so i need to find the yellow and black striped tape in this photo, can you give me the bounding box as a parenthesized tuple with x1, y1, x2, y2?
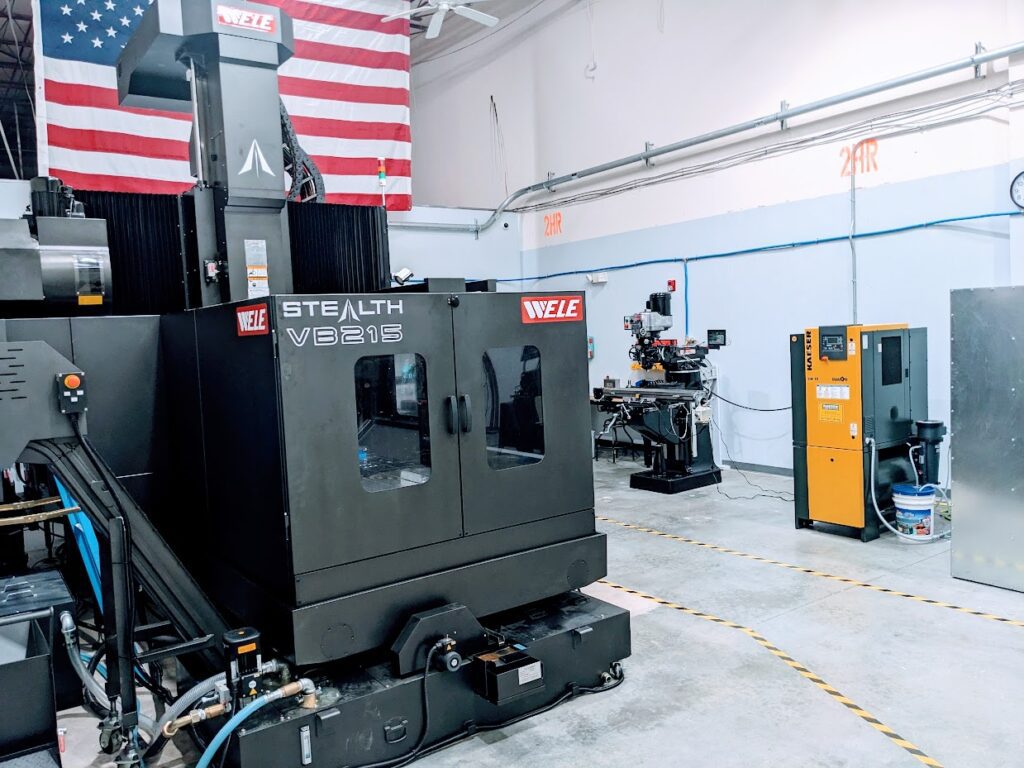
(599, 579, 944, 768)
(598, 515, 1024, 630)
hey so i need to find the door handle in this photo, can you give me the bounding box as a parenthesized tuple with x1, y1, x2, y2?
(445, 396, 458, 434)
(458, 394, 472, 433)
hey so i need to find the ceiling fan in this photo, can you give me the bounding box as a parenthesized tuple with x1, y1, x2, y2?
(384, 0, 500, 40)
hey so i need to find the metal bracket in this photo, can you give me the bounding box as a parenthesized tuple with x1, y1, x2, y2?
(135, 633, 217, 666)
(644, 141, 656, 167)
(543, 171, 557, 192)
(779, 100, 789, 131)
(974, 42, 986, 78)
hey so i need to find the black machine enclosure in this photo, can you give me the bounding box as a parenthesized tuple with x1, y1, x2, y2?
(162, 290, 603, 665)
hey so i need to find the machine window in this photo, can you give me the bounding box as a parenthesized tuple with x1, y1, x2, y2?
(354, 354, 431, 492)
(483, 346, 545, 470)
(881, 336, 902, 386)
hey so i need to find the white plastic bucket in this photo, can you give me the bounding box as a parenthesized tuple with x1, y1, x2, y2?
(892, 484, 936, 537)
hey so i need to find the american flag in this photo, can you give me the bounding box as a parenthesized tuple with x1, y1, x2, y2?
(32, 0, 412, 210)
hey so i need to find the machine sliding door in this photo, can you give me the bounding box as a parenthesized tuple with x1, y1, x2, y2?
(277, 293, 463, 572)
(452, 292, 594, 534)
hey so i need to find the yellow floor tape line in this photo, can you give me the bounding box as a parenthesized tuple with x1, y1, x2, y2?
(599, 579, 944, 768)
(598, 515, 1024, 630)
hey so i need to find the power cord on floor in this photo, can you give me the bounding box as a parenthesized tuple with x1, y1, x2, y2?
(711, 417, 795, 503)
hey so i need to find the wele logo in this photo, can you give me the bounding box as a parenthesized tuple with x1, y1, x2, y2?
(236, 303, 269, 336)
(216, 4, 276, 33)
(520, 296, 584, 324)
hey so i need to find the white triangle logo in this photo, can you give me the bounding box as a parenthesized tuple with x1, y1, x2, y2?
(239, 139, 275, 177)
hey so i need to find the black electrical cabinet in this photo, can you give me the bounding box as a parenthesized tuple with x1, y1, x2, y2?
(163, 290, 602, 665)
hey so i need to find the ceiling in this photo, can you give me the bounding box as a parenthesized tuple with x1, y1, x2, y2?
(0, 0, 35, 179)
(409, 0, 539, 64)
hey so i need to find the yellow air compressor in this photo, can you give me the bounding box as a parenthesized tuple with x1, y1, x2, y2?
(789, 324, 931, 541)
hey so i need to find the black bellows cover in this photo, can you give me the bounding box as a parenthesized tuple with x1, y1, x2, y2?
(1, 192, 391, 318)
(76, 191, 186, 316)
(287, 201, 390, 294)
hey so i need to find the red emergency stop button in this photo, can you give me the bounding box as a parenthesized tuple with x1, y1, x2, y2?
(64, 374, 81, 389)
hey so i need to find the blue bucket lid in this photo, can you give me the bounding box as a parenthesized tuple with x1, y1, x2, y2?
(892, 483, 934, 497)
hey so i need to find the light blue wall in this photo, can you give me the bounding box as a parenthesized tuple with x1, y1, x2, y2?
(388, 207, 526, 286)
(510, 163, 1017, 471)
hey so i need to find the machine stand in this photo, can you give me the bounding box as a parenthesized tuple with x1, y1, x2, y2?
(629, 467, 722, 494)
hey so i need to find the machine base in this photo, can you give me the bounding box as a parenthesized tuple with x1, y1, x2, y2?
(796, 512, 892, 543)
(228, 592, 631, 768)
(629, 468, 722, 494)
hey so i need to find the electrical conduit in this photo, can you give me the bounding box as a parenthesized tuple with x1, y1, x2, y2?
(390, 41, 1024, 235)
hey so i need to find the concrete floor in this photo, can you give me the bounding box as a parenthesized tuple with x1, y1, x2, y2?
(58, 459, 1024, 767)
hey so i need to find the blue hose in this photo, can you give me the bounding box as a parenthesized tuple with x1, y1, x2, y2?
(195, 696, 274, 768)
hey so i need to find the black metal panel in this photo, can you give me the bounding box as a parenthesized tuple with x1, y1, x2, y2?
(2, 319, 73, 360)
(789, 333, 807, 446)
(69, 317, 163, 508)
(862, 328, 912, 448)
(294, 509, 595, 605)
(908, 327, 928, 422)
(4, 317, 163, 508)
(287, 202, 390, 294)
(291, 534, 607, 666)
(452, 292, 594, 535)
(0, 622, 57, 760)
(191, 300, 294, 603)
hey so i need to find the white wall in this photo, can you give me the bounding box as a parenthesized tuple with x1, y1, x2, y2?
(401, 0, 1024, 471)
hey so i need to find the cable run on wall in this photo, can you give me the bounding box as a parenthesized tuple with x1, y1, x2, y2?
(493, 209, 1023, 284)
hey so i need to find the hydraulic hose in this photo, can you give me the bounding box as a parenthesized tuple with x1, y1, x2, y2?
(866, 438, 949, 544)
(146, 659, 283, 759)
(59, 612, 157, 737)
(62, 613, 112, 707)
(195, 679, 315, 768)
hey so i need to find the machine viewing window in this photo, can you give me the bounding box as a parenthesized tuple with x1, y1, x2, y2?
(354, 354, 431, 493)
(483, 346, 545, 470)
(881, 336, 903, 386)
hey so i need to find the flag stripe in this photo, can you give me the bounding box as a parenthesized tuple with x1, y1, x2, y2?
(281, 94, 408, 124)
(293, 0, 408, 16)
(279, 57, 410, 89)
(46, 101, 192, 142)
(293, 19, 409, 53)
(259, 0, 409, 34)
(46, 124, 190, 161)
(49, 168, 194, 195)
(313, 156, 410, 176)
(293, 39, 409, 71)
(47, 146, 192, 183)
(278, 75, 408, 106)
(44, 79, 192, 121)
(326, 192, 412, 207)
(298, 134, 410, 159)
(322, 174, 411, 195)
(290, 114, 411, 142)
